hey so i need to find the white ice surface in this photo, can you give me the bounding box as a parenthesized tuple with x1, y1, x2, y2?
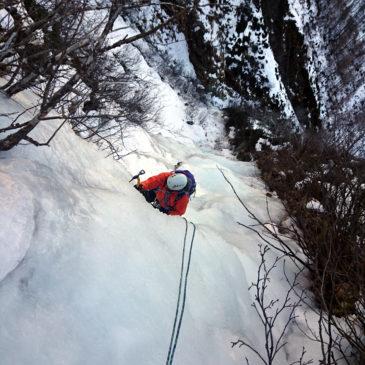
(0, 170, 34, 281)
(0, 84, 327, 364)
(0, 21, 328, 361)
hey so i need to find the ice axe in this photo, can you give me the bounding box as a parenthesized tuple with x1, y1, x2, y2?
(174, 161, 183, 171)
(129, 169, 145, 186)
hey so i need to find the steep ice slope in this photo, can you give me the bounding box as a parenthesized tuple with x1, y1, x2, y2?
(0, 88, 326, 364)
(0, 19, 328, 363)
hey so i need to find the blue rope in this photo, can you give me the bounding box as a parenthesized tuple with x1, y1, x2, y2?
(169, 221, 196, 364)
(166, 218, 188, 364)
(166, 218, 196, 365)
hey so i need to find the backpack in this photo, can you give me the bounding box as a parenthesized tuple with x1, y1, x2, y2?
(175, 170, 196, 199)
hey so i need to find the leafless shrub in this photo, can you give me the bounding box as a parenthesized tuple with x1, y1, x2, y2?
(231, 244, 311, 365)
(253, 131, 365, 363)
(0, 0, 187, 154)
(220, 163, 364, 364)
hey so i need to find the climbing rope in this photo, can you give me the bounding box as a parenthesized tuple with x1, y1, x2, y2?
(166, 217, 196, 365)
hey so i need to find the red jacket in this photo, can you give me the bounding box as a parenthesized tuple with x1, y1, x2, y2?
(140, 172, 189, 216)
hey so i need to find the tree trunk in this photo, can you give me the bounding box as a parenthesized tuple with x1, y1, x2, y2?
(5, 72, 39, 96)
(0, 121, 36, 151)
(0, 73, 80, 151)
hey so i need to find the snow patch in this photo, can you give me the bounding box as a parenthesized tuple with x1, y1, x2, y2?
(0, 169, 34, 280)
(306, 199, 325, 213)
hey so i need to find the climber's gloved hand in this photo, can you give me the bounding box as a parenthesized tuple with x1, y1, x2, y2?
(134, 184, 142, 191)
(159, 207, 170, 215)
(135, 186, 150, 201)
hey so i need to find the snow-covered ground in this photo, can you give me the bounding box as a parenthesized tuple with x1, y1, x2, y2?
(0, 85, 328, 364)
(0, 21, 327, 364)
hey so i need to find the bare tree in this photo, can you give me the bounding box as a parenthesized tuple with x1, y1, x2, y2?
(231, 245, 311, 365)
(219, 162, 365, 364)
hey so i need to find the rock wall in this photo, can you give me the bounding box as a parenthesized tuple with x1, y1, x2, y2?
(261, 0, 320, 128)
(317, 0, 365, 122)
(133, 0, 364, 129)
(163, 1, 319, 127)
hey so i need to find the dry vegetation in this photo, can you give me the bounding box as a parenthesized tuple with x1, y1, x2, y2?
(225, 105, 365, 362)
(256, 133, 365, 362)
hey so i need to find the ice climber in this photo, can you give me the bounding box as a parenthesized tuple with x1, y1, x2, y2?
(136, 170, 196, 216)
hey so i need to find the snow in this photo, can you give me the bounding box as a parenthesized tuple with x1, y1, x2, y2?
(344, 83, 365, 111)
(0, 9, 14, 29)
(163, 35, 197, 78)
(126, 7, 196, 79)
(0, 82, 331, 364)
(306, 199, 325, 213)
(287, 0, 329, 120)
(0, 170, 34, 281)
(0, 86, 315, 364)
(0, 19, 334, 364)
(288, 0, 365, 125)
(228, 126, 235, 139)
(226, 1, 300, 124)
(103, 17, 223, 150)
(255, 137, 270, 151)
(255, 138, 287, 152)
(251, 119, 272, 136)
(0, 90, 268, 364)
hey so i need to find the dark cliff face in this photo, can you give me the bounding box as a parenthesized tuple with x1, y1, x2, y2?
(164, 1, 320, 128)
(139, 0, 363, 130)
(164, 2, 279, 107)
(171, 8, 220, 92)
(260, 0, 320, 128)
(223, 5, 273, 107)
(316, 0, 365, 123)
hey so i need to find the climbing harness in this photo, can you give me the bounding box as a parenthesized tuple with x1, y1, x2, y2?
(166, 217, 196, 365)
